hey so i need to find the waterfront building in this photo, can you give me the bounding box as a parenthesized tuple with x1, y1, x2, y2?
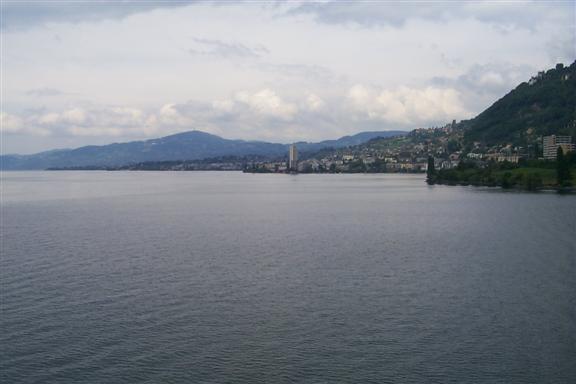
(496, 154, 521, 163)
(289, 144, 298, 171)
(543, 135, 574, 160)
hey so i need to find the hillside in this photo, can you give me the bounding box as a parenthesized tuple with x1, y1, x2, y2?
(296, 130, 406, 152)
(463, 61, 576, 145)
(0, 130, 405, 170)
(313, 61, 576, 163)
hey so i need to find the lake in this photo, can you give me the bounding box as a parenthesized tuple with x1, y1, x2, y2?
(1, 171, 575, 383)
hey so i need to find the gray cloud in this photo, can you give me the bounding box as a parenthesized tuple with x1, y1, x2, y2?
(545, 34, 576, 64)
(256, 62, 340, 83)
(288, 1, 574, 30)
(26, 87, 70, 97)
(188, 38, 269, 59)
(3, 1, 573, 154)
(288, 1, 440, 28)
(432, 63, 535, 93)
(430, 62, 539, 114)
(1, 0, 199, 30)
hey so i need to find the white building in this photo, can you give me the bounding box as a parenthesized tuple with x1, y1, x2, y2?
(543, 135, 574, 160)
(289, 144, 298, 171)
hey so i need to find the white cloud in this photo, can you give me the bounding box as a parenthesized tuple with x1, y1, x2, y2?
(38, 112, 61, 125)
(3, 106, 165, 138)
(1, 111, 51, 136)
(234, 89, 298, 120)
(211, 99, 235, 113)
(477, 72, 505, 87)
(1, 112, 24, 133)
(347, 85, 470, 125)
(0, 82, 483, 146)
(157, 104, 195, 127)
(305, 93, 325, 111)
(2, 90, 300, 142)
(62, 108, 87, 125)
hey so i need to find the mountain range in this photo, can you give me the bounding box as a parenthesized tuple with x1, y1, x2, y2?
(3, 61, 574, 170)
(0, 130, 406, 170)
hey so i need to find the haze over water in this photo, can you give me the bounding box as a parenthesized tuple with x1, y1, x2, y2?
(1, 172, 575, 383)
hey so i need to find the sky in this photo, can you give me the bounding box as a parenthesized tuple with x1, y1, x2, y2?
(1, 0, 575, 154)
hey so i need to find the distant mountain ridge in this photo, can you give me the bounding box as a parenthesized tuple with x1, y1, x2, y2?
(296, 131, 406, 152)
(0, 130, 405, 170)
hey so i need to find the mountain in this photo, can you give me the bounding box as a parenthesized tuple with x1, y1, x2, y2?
(297, 130, 406, 152)
(463, 61, 576, 145)
(305, 62, 576, 165)
(0, 130, 406, 170)
(1, 131, 285, 170)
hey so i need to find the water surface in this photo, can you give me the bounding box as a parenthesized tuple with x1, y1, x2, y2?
(2, 171, 575, 383)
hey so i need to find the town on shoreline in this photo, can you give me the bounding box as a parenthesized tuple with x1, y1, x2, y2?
(45, 63, 576, 192)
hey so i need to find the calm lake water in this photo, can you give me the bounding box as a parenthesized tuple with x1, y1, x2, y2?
(1, 171, 575, 383)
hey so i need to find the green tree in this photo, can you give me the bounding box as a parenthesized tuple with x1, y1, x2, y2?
(556, 146, 572, 186)
(348, 159, 366, 173)
(524, 172, 543, 191)
(302, 163, 313, 173)
(500, 172, 513, 189)
(447, 139, 461, 153)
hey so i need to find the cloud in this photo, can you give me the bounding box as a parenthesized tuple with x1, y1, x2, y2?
(234, 89, 298, 120)
(1, 112, 24, 133)
(1, 89, 298, 141)
(2, 89, 327, 144)
(2, 83, 474, 146)
(432, 63, 536, 94)
(429, 62, 539, 114)
(26, 87, 70, 97)
(1, 112, 51, 136)
(545, 34, 576, 64)
(1, 1, 200, 31)
(2, 106, 155, 138)
(206, 89, 299, 121)
(255, 62, 341, 84)
(156, 104, 196, 127)
(188, 38, 268, 59)
(288, 1, 574, 31)
(37, 107, 140, 128)
(346, 84, 470, 125)
(305, 93, 325, 111)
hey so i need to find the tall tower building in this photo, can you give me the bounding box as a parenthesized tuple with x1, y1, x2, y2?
(289, 144, 298, 171)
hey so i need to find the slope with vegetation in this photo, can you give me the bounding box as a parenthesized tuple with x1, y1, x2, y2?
(462, 62, 576, 146)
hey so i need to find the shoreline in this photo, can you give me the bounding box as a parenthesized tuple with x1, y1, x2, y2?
(428, 179, 575, 194)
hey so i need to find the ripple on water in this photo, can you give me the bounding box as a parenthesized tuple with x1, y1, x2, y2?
(1, 172, 575, 384)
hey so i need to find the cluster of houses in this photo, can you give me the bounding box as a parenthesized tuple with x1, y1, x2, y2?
(465, 135, 574, 164)
(244, 124, 574, 174)
(291, 122, 465, 173)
